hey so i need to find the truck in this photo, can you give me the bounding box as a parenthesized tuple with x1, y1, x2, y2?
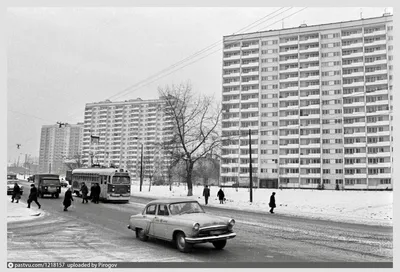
(34, 174, 62, 198)
(65, 170, 72, 186)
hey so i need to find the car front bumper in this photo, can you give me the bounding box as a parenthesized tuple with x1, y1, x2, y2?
(185, 232, 236, 244)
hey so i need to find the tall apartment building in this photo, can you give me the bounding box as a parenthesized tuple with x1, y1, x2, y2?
(82, 97, 174, 180)
(39, 123, 84, 174)
(221, 14, 393, 190)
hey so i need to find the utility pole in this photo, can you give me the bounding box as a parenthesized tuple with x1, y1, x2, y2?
(249, 129, 253, 203)
(140, 144, 143, 192)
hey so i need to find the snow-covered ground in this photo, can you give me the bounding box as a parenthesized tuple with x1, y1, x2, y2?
(7, 200, 44, 223)
(131, 183, 393, 227)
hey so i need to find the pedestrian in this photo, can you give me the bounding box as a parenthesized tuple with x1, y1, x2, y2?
(202, 185, 210, 205)
(90, 183, 95, 202)
(63, 187, 74, 211)
(93, 183, 101, 204)
(217, 188, 225, 204)
(11, 183, 21, 203)
(269, 192, 276, 214)
(81, 182, 89, 204)
(27, 184, 41, 209)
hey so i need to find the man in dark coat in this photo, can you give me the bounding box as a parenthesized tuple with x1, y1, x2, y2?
(269, 192, 276, 214)
(92, 183, 101, 204)
(63, 188, 74, 211)
(202, 185, 210, 205)
(11, 183, 21, 203)
(81, 182, 89, 204)
(27, 184, 41, 209)
(217, 188, 225, 204)
(90, 183, 95, 202)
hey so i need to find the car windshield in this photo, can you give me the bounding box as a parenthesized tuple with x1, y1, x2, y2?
(42, 179, 60, 185)
(7, 181, 16, 185)
(168, 202, 205, 215)
(112, 176, 130, 184)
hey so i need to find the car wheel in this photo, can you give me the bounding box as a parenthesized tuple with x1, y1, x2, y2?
(136, 229, 148, 242)
(212, 240, 227, 250)
(175, 232, 193, 253)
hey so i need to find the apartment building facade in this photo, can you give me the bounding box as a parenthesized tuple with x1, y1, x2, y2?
(82, 98, 174, 180)
(39, 123, 84, 174)
(221, 14, 393, 190)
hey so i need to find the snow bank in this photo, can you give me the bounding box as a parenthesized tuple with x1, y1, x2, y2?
(7, 200, 44, 223)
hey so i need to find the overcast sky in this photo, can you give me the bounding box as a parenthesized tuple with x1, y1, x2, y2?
(6, 6, 393, 164)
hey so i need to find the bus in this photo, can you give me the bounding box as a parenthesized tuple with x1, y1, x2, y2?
(71, 168, 131, 202)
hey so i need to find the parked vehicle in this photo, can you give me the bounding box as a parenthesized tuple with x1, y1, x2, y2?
(60, 178, 69, 187)
(34, 174, 62, 198)
(127, 198, 236, 253)
(71, 168, 130, 202)
(7, 180, 23, 195)
(27, 175, 34, 182)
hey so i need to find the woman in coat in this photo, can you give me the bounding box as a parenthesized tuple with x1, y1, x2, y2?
(217, 188, 225, 204)
(63, 188, 74, 211)
(269, 192, 276, 214)
(11, 183, 21, 203)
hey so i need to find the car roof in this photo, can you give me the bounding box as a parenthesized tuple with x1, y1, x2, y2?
(146, 198, 199, 205)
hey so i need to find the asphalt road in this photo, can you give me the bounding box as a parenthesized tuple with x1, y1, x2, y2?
(7, 180, 393, 264)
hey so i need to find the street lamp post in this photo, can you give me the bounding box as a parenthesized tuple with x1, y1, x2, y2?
(133, 137, 144, 192)
(249, 129, 253, 203)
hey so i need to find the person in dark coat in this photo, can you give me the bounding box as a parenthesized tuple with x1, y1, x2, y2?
(90, 183, 95, 202)
(81, 182, 89, 204)
(202, 185, 210, 205)
(27, 184, 41, 209)
(11, 183, 21, 203)
(63, 188, 74, 211)
(92, 183, 101, 204)
(269, 192, 276, 214)
(217, 188, 225, 204)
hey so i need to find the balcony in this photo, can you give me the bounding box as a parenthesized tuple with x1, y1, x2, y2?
(223, 54, 241, 61)
(344, 152, 367, 158)
(223, 72, 240, 78)
(343, 121, 366, 128)
(343, 72, 364, 78)
(280, 67, 299, 73)
(300, 75, 319, 81)
(364, 40, 386, 47)
(279, 133, 300, 139)
(280, 76, 299, 83)
(300, 84, 320, 91)
(299, 143, 320, 148)
(343, 111, 365, 118)
(280, 39, 299, 46)
(224, 45, 241, 52)
(279, 94, 299, 101)
(344, 173, 367, 179)
(241, 98, 259, 104)
(367, 161, 391, 168)
(365, 79, 388, 86)
(299, 47, 319, 54)
(279, 49, 299, 56)
(223, 99, 240, 105)
(299, 65, 320, 72)
(369, 119, 390, 127)
(241, 88, 259, 94)
(299, 173, 321, 178)
(279, 153, 300, 158)
(242, 79, 259, 85)
(280, 163, 300, 168)
(343, 101, 365, 108)
(279, 114, 299, 120)
(242, 62, 259, 68)
(242, 71, 259, 77)
(366, 99, 389, 107)
(299, 134, 322, 140)
(223, 63, 241, 69)
(223, 81, 240, 87)
(242, 53, 260, 59)
(342, 52, 364, 59)
(344, 163, 367, 168)
(341, 32, 363, 39)
(299, 37, 319, 44)
(279, 143, 300, 148)
(241, 43, 259, 50)
(365, 59, 387, 66)
(300, 103, 320, 110)
(280, 58, 298, 64)
(299, 56, 319, 63)
(364, 49, 387, 57)
(342, 42, 363, 49)
(300, 94, 320, 100)
(343, 131, 366, 137)
(300, 113, 320, 119)
(280, 173, 300, 178)
(344, 141, 366, 147)
(343, 81, 364, 88)
(367, 140, 391, 147)
(280, 85, 299, 91)
(365, 69, 388, 77)
(366, 89, 388, 96)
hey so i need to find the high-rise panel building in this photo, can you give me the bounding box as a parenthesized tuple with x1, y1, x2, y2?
(221, 14, 393, 190)
(39, 123, 84, 174)
(82, 98, 174, 180)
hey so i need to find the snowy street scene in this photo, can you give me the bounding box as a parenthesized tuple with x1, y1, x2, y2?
(7, 6, 394, 269)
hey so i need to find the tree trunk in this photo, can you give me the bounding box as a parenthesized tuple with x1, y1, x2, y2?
(186, 161, 194, 196)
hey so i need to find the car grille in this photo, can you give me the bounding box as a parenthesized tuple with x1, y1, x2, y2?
(198, 225, 229, 237)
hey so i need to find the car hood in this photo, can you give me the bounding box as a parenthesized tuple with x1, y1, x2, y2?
(177, 213, 230, 227)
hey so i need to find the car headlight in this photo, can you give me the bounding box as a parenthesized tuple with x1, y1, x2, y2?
(228, 219, 235, 230)
(192, 223, 200, 232)
(44, 186, 48, 190)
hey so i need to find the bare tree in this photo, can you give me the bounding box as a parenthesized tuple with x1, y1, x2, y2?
(64, 154, 84, 170)
(159, 83, 221, 196)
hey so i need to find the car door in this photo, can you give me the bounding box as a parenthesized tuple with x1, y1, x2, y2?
(152, 204, 171, 240)
(144, 204, 157, 236)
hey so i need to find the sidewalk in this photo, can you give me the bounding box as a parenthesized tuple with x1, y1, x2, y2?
(7, 200, 45, 223)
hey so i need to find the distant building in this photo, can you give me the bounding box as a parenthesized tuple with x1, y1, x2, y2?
(38, 123, 84, 174)
(82, 97, 174, 180)
(221, 14, 393, 190)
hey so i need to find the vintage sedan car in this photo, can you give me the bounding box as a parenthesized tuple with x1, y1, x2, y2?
(127, 198, 236, 253)
(7, 180, 24, 195)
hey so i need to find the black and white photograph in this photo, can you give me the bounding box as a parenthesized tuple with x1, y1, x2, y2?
(5, 3, 394, 269)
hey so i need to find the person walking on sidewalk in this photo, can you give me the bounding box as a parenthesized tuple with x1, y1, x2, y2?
(217, 188, 225, 204)
(11, 183, 21, 203)
(81, 182, 89, 204)
(202, 185, 210, 205)
(27, 184, 41, 209)
(63, 188, 74, 211)
(269, 192, 276, 214)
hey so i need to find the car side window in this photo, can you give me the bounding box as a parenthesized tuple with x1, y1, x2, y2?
(157, 205, 169, 216)
(146, 205, 156, 215)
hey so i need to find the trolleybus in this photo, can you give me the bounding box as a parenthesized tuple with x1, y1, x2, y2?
(71, 168, 131, 202)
